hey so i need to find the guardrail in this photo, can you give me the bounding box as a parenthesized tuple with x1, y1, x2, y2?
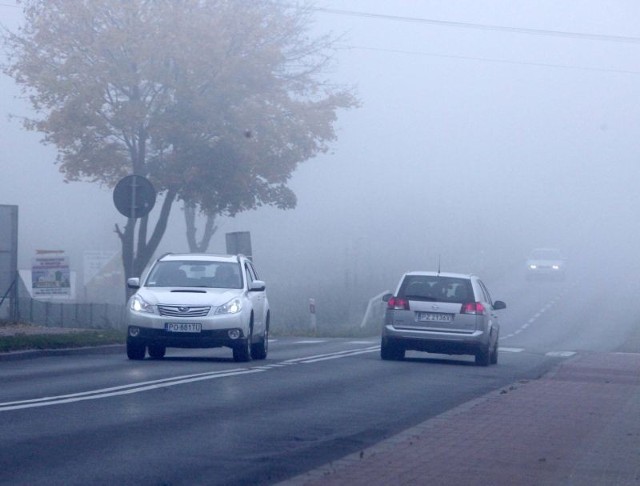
(360, 290, 390, 330)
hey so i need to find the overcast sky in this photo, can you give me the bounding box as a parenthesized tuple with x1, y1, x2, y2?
(1, 0, 640, 292)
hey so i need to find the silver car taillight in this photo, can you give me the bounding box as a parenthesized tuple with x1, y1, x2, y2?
(461, 302, 486, 315)
(388, 297, 409, 310)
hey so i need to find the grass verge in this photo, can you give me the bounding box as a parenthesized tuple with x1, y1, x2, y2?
(0, 329, 126, 353)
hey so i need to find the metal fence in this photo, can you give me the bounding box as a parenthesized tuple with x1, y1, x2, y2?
(15, 298, 127, 330)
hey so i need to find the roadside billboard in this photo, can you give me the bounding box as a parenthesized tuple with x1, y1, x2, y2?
(31, 250, 71, 298)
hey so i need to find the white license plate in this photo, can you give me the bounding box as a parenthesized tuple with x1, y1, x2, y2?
(417, 312, 452, 322)
(165, 322, 202, 333)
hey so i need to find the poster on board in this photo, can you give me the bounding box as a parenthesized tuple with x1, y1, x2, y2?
(31, 250, 71, 297)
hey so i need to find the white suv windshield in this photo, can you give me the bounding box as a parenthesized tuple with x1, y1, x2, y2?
(146, 261, 243, 289)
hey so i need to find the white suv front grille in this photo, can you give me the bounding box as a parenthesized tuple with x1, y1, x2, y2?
(158, 305, 210, 317)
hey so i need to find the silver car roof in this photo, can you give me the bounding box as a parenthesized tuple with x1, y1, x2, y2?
(403, 271, 476, 279)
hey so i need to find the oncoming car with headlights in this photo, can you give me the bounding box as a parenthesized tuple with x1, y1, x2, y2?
(525, 248, 566, 281)
(126, 253, 269, 362)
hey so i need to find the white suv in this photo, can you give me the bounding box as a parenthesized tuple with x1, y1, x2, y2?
(126, 253, 269, 362)
(381, 272, 505, 366)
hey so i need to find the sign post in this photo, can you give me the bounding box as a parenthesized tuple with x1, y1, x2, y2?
(113, 175, 157, 279)
(309, 298, 317, 336)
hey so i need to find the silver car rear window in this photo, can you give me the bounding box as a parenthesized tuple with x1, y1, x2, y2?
(399, 276, 474, 303)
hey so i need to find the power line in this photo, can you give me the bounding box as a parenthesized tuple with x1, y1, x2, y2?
(338, 44, 640, 75)
(316, 7, 640, 44)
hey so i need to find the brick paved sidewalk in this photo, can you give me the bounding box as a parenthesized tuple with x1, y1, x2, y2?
(280, 352, 640, 486)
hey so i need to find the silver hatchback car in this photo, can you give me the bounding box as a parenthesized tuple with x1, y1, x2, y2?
(381, 272, 506, 366)
(126, 253, 269, 362)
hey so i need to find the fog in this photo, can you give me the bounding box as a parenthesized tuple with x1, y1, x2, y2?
(2, 1, 640, 322)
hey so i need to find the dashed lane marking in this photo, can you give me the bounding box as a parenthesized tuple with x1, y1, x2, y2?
(546, 351, 577, 357)
(500, 287, 571, 341)
(499, 347, 525, 353)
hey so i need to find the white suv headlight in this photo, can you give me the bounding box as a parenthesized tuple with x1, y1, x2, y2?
(215, 297, 242, 315)
(130, 294, 155, 314)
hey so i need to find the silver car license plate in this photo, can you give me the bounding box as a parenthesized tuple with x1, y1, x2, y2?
(165, 322, 202, 333)
(417, 312, 452, 322)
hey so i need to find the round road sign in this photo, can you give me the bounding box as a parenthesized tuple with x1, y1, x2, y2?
(113, 175, 156, 219)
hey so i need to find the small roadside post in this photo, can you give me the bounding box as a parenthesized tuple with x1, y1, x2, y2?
(309, 298, 317, 336)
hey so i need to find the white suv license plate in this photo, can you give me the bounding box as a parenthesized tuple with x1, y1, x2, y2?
(165, 322, 202, 333)
(417, 312, 452, 323)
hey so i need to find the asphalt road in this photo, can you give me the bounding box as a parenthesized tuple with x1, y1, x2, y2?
(1, 266, 637, 486)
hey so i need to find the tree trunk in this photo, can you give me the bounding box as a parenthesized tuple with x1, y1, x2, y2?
(185, 203, 218, 253)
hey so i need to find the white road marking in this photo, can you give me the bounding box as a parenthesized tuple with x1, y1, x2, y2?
(0, 346, 379, 412)
(0, 340, 578, 412)
(546, 351, 577, 357)
(281, 346, 379, 364)
(295, 347, 379, 364)
(0, 368, 265, 412)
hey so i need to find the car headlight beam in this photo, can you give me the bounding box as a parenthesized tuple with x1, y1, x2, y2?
(131, 295, 155, 314)
(216, 298, 242, 315)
